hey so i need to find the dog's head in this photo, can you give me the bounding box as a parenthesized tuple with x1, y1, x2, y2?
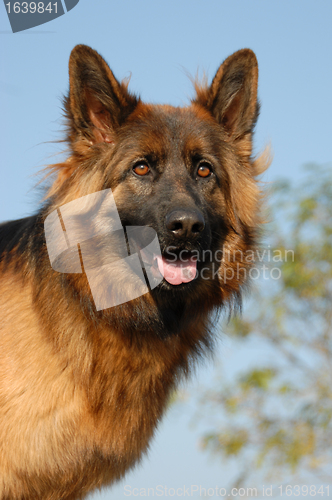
(45, 45, 269, 333)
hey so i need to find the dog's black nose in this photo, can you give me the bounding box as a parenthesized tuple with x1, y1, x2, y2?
(165, 209, 205, 239)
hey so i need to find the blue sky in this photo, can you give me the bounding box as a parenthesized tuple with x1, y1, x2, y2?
(1, 1, 332, 499)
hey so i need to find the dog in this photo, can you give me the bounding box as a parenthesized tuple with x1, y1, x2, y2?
(0, 45, 268, 499)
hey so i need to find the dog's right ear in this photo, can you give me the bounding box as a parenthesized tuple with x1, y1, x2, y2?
(65, 45, 139, 145)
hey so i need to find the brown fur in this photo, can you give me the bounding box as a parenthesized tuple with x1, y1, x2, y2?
(0, 45, 269, 499)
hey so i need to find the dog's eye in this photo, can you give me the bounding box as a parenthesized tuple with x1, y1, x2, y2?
(133, 163, 150, 176)
(197, 163, 212, 178)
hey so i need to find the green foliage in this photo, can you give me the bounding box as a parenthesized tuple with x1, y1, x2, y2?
(202, 429, 249, 457)
(199, 164, 332, 488)
(239, 369, 276, 391)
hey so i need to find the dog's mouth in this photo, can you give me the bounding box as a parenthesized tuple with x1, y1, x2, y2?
(141, 248, 198, 286)
(154, 250, 197, 286)
(124, 227, 201, 287)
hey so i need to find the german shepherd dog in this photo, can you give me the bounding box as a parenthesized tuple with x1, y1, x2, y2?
(0, 45, 268, 499)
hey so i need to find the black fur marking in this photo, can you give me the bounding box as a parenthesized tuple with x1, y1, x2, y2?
(0, 214, 45, 268)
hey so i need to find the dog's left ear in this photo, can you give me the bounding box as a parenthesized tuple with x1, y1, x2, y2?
(196, 49, 259, 140)
(66, 45, 139, 145)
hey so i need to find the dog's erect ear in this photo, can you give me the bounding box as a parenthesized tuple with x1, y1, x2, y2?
(196, 49, 259, 140)
(66, 45, 139, 144)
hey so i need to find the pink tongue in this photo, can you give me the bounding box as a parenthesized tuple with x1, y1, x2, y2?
(155, 255, 197, 285)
